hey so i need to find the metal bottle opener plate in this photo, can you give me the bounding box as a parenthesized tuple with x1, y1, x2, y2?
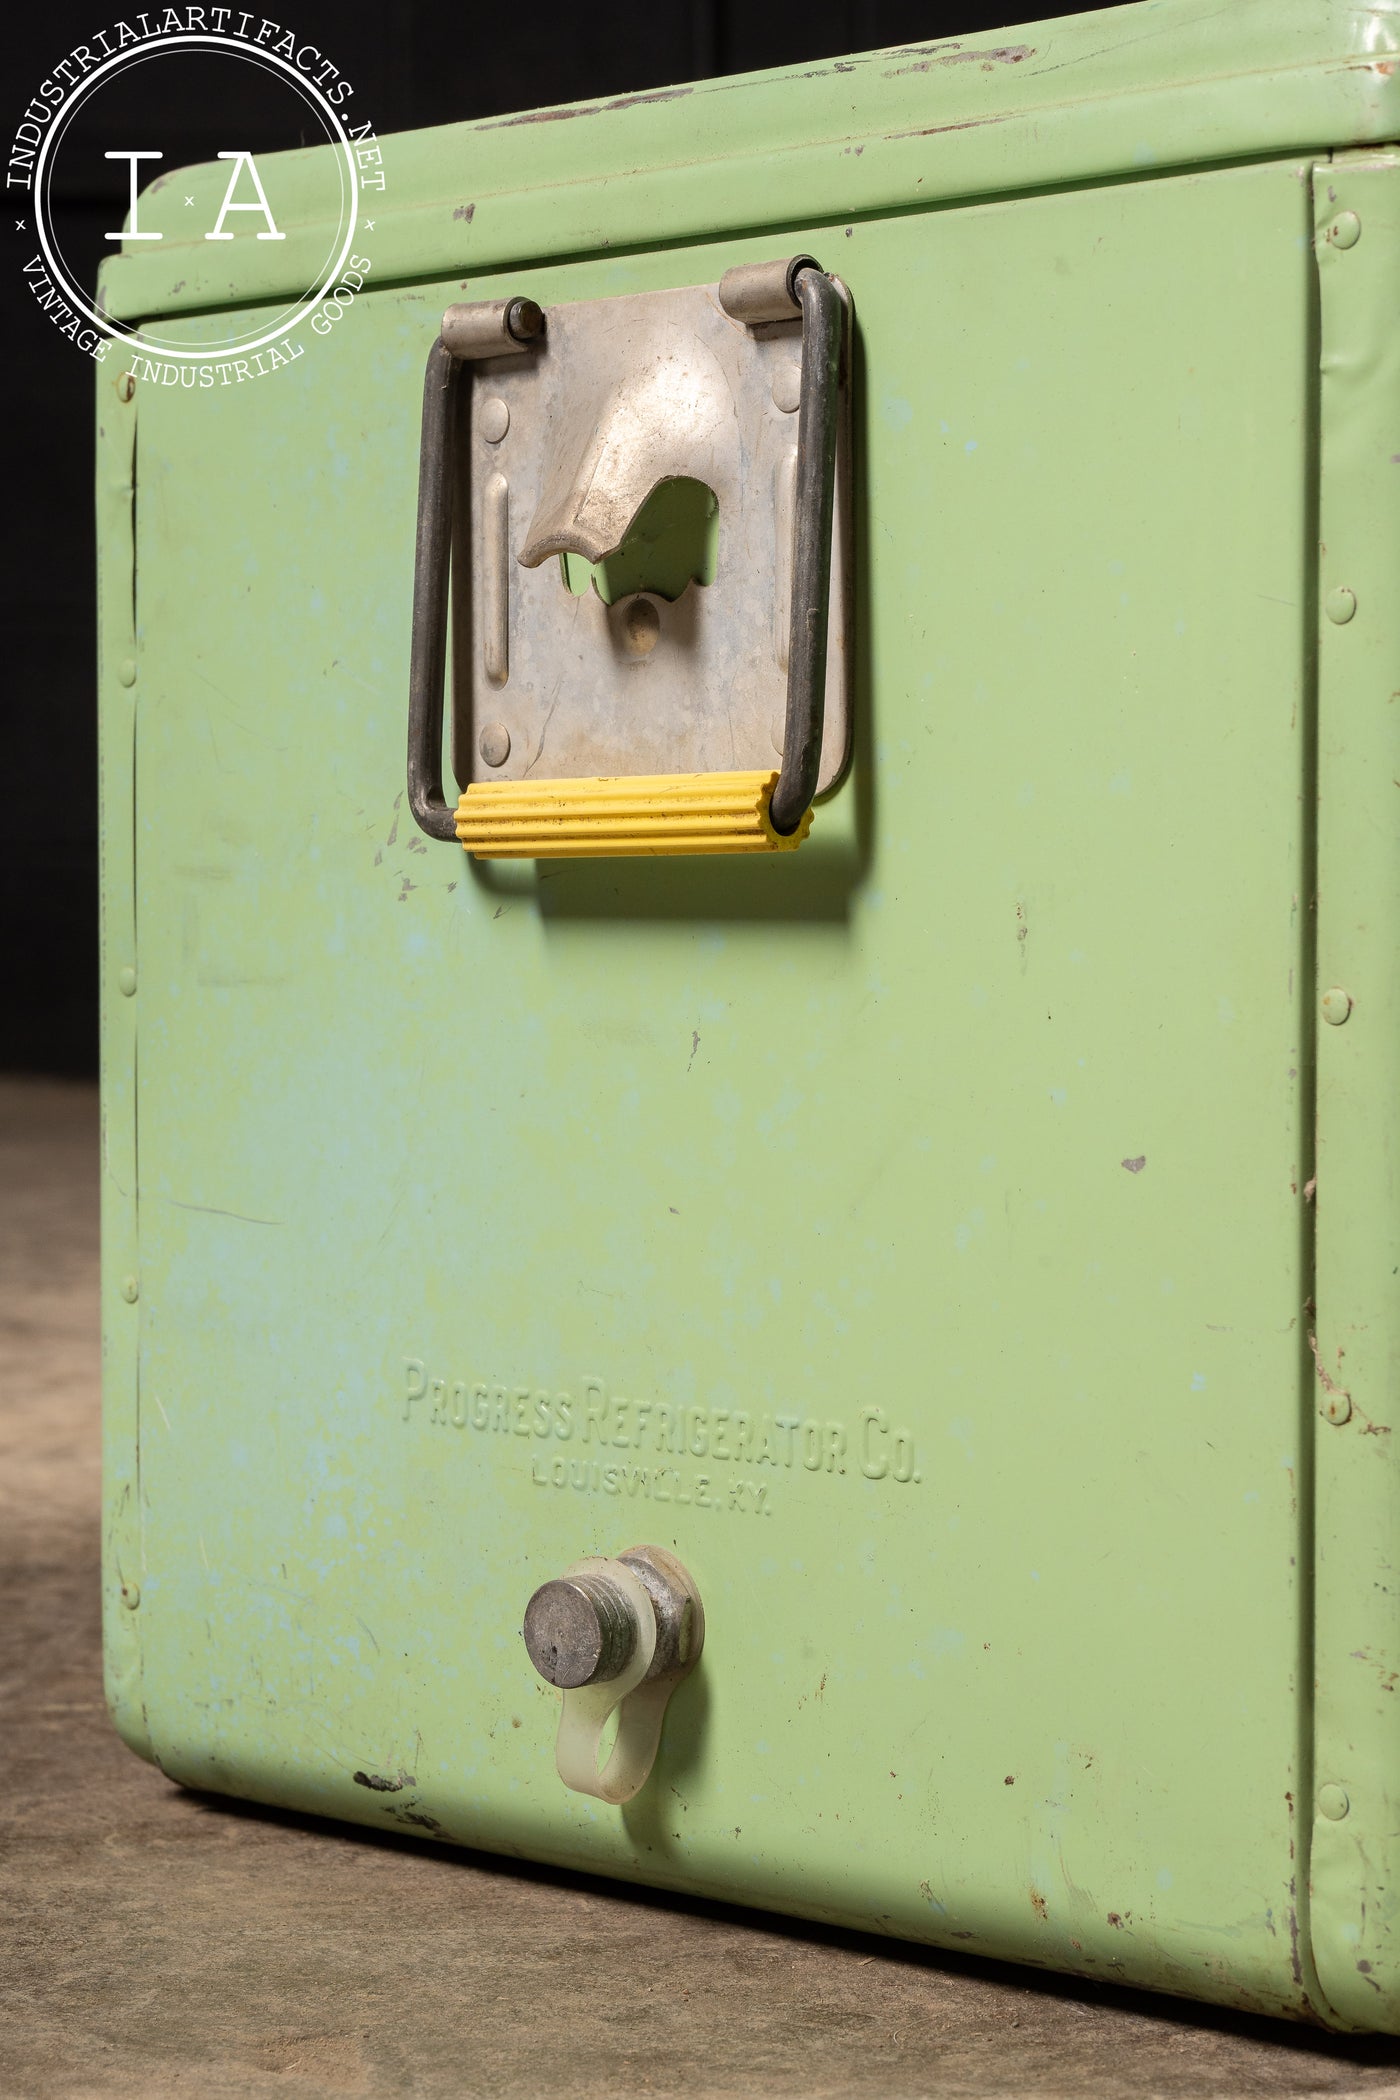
(446, 277, 853, 792)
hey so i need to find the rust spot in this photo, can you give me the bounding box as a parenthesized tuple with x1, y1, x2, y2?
(608, 85, 694, 110)
(394, 1809, 445, 1833)
(887, 43, 1033, 76)
(353, 1769, 413, 1793)
(1308, 1331, 1351, 1409)
(1121, 1155, 1146, 1174)
(1288, 1880, 1303, 1987)
(1106, 1911, 1126, 1929)
(1350, 1647, 1400, 1693)
(1030, 1889, 1048, 1922)
(486, 106, 579, 127)
(481, 85, 692, 129)
(897, 114, 1004, 142)
(453, 202, 476, 222)
(1004, 1775, 1015, 1786)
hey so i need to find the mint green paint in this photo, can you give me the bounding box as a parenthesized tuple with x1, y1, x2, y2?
(97, 0, 1400, 2034)
(1310, 149, 1400, 2034)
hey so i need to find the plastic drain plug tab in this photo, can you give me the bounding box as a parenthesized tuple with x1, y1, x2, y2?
(521, 1545, 704, 1804)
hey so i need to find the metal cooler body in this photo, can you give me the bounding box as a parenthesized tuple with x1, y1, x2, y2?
(98, 0, 1400, 2030)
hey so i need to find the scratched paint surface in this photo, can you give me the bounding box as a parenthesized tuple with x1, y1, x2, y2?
(105, 154, 1326, 2016)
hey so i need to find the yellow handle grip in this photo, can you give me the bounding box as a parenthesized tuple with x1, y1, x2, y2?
(455, 769, 813, 860)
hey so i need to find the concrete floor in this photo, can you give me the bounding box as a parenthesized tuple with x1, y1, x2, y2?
(7, 1078, 1400, 2099)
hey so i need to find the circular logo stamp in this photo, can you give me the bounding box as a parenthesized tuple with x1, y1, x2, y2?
(10, 14, 382, 384)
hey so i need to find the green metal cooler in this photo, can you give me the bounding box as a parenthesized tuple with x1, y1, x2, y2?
(98, 0, 1400, 2030)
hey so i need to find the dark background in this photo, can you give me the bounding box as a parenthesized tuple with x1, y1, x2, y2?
(4, 0, 1105, 1075)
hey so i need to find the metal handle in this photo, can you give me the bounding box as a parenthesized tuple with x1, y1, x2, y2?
(717, 256, 845, 836)
(408, 269, 842, 843)
(774, 265, 843, 836)
(407, 299, 544, 842)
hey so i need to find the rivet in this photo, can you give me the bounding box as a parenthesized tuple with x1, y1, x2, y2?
(1318, 1782, 1350, 1821)
(117, 966, 137, 998)
(772, 363, 802, 414)
(1321, 987, 1353, 1026)
(117, 371, 136, 402)
(478, 722, 511, 768)
(621, 596, 661, 657)
(1322, 1389, 1352, 1427)
(505, 298, 544, 343)
(120, 1580, 141, 1611)
(1325, 586, 1357, 625)
(480, 396, 510, 444)
(118, 658, 137, 686)
(1327, 211, 1361, 250)
(121, 1275, 140, 1304)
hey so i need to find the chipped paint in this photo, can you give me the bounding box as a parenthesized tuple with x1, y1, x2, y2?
(479, 85, 694, 129)
(885, 43, 1035, 76)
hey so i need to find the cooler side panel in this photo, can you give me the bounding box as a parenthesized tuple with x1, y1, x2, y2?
(125, 163, 1319, 2018)
(1310, 149, 1400, 2033)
